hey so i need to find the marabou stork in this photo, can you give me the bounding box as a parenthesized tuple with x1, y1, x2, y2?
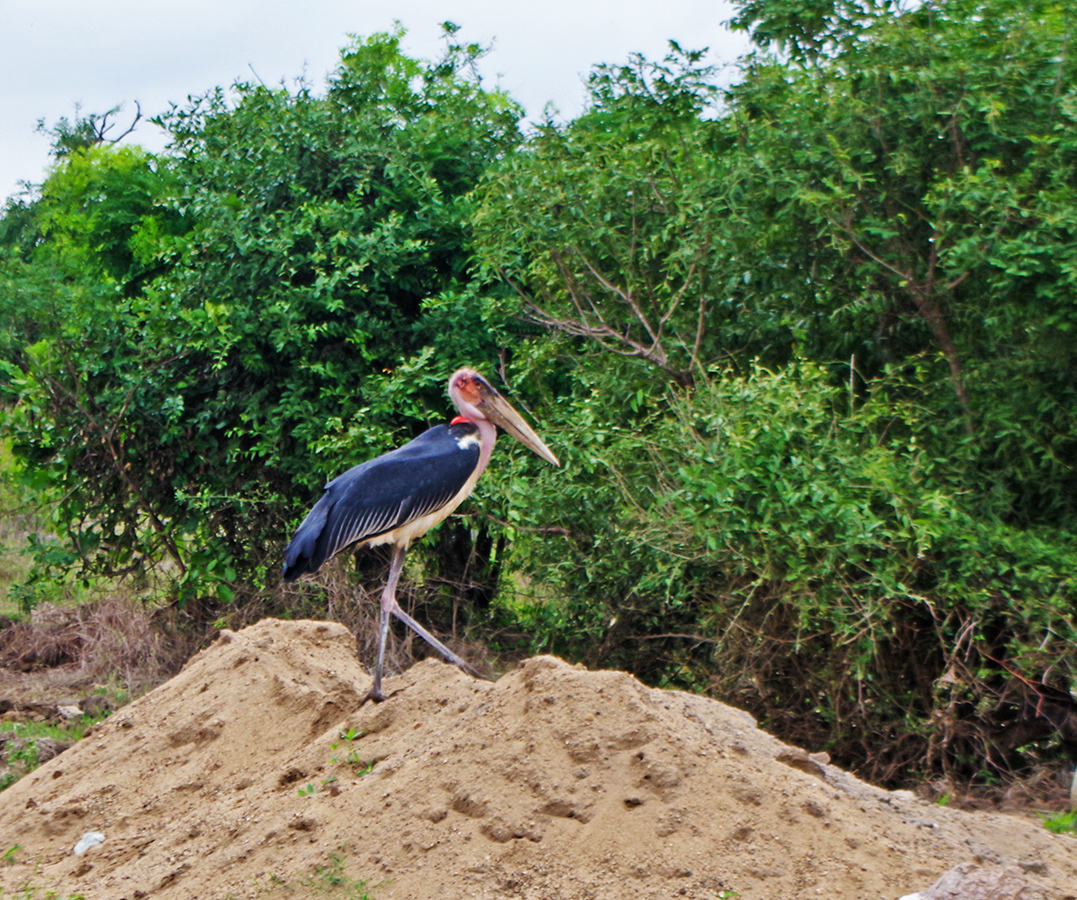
(282, 368, 559, 701)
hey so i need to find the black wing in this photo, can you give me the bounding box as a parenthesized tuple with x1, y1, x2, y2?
(281, 423, 480, 581)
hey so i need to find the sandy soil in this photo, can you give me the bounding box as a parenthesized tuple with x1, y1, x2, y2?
(0, 618, 1075, 900)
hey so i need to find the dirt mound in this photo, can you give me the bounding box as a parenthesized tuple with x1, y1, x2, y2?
(0, 619, 1074, 899)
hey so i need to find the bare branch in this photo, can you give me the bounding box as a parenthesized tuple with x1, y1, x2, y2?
(576, 252, 661, 347)
(945, 270, 972, 292)
(91, 101, 143, 145)
(838, 214, 970, 414)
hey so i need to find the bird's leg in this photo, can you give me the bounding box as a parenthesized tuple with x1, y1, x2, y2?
(379, 544, 480, 680)
(367, 543, 408, 703)
(365, 543, 483, 703)
(389, 605, 482, 679)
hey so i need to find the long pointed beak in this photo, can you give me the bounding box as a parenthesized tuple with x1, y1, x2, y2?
(478, 387, 560, 467)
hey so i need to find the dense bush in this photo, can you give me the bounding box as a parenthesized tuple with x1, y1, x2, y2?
(0, 30, 527, 607)
(475, 0, 1077, 783)
(496, 363, 1077, 781)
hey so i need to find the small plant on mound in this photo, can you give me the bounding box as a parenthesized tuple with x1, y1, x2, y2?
(305, 853, 375, 896)
(1038, 809, 1077, 835)
(257, 850, 381, 898)
(0, 887, 85, 899)
(330, 728, 376, 776)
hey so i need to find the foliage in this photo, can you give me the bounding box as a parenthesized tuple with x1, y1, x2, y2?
(729, 0, 895, 60)
(0, 718, 99, 743)
(0, 29, 526, 611)
(0, 888, 85, 900)
(498, 362, 1077, 781)
(1039, 808, 1077, 834)
(481, 0, 1077, 529)
(330, 728, 376, 775)
(37, 102, 144, 159)
(1, 736, 40, 792)
(302, 853, 376, 898)
(0, 139, 189, 594)
(476, 0, 1077, 785)
(475, 46, 737, 387)
(1, 716, 111, 793)
(0, 440, 45, 617)
(722, 0, 1077, 534)
(260, 851, 379, 899)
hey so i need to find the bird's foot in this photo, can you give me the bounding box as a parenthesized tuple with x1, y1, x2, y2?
(454, 659, 488, 681)
(360, 687, 387, 705)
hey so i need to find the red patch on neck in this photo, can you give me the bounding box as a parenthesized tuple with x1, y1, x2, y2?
(450, 415, 470, 425)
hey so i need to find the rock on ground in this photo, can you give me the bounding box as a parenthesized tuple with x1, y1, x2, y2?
(899, 862, 1047, 900)
(0, 618, 1074, 900)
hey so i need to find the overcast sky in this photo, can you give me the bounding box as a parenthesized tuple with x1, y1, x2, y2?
(0, 1, 751, 204)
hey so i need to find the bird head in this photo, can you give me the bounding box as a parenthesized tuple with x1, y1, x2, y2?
(449, 369, 560, 466)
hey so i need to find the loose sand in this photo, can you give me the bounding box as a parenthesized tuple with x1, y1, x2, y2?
(1, 618, 1074, 899)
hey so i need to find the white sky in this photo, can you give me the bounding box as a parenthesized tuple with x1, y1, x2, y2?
(0, 1, 750, 204)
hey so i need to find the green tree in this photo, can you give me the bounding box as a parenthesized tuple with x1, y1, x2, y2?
(1, 29, 527, 612)
(721, 0, 1077, 528)
(0, 141, 189, 580)
(729, 0, 895, 60)
(476, 0, 1077, 785)
(476, 47, 748, 388)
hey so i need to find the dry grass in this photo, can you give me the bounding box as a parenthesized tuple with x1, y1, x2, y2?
(0, 597, 193, 695)
(220, 554, 492, 684)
